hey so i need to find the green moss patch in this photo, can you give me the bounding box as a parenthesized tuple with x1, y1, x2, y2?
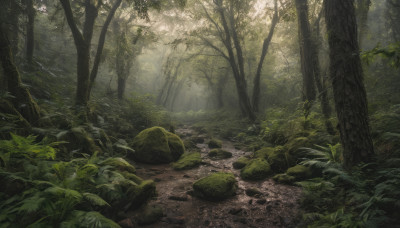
(208, 138, 222, 148)
(193, 172, 237, 201)
(286, 165, 312, 180)
(272, 173, 296, 184)
(208, 149, 232, 159)
(233, 156, 250, 169)
(131, 127, 185, 164)
(172, 152, 202, 170)
(254, 146, 293, 173)
(240, 159, 272, 180)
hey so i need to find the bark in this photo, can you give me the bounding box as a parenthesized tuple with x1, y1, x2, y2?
(324, 0, 374, 168)
(9, 1, 20, 57)
(0, 24, 40, 124)
(215, 0, 255, 121)
(26, 0, 35, 64)
(295, 0, 316, 109)
(117, 77, 127, 100)
(88, 0, 122, 98)
(252, 0, 279, 113)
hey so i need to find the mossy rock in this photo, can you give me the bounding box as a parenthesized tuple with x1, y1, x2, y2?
(285, 137, 312, 158)
(131, 127, 185, 164)
(208, 138, 222, 148)
(208, 149, 232, 160)
(57, 126, 101, 155)
(245, 188, 263, 197)
(254, 147, 275, 160)
(172, 152, 202, 170)
(193, 172, 237, 201)
(240, 159, 272, 180)
(286, 165, 312, 180)
(233, 156, 250, 169)
(254, 146, 293, 173)
(135, 205, 164, 225)
(272, 174, 296, 184)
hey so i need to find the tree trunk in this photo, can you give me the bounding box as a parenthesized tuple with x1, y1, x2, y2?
(252, 0, 278, 113)
(26, 0, 35, 64)
(9, 1, 20, 58)
(117, 77, 126, 100)
(0, 24, 40, 124)
(88, 0, 122, 98)
(324, 0, 374, 168)
(295, 0, 316, 118)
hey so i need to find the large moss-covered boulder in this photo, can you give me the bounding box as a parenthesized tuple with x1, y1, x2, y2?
(273, 173, 296, 184)
(131, 127, 185, 164)
(240, 159, 272, 180)
(208, 149, 232, 160)
(286, 165, 312, 180)
(193, 172, 237, 201)
(233, 156, 250, 169)
(172, 152, 202, 170)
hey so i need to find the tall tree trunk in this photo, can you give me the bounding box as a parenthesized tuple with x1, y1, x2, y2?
(0, 24, 40, 124)
(215, 0, 255, 121)
(9, 1, 20, 58)
(295, 0, 316, 119)
(88, 0, 122, 98)
(26, 0, 35, 64)
(252, 0, 279, 113)
(324, 0, 374, 168)
(117, 77, 126, 100)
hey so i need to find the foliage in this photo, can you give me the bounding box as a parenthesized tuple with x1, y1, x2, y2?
(298, 144, 400, 227)
(0, 134, 155, 227)
(362, 42, 400, 68)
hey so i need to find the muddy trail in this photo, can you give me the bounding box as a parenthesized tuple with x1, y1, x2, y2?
(134, 126, 302, 228)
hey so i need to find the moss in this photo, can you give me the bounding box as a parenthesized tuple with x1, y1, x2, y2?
(172, 152, 202, 170)
(286, 165, 312, 180)
(272, 174, 296, 184)
(121, 171, 143, 184)
(254, 147, 275, 160)
(208, 138, 222, 148)
(193, 172, 237, 201)
(254, 146, 293, 173)
(240, 159, 272, 180)
(135, 205, 164, 225)
(183, 138, 197, 150)
(233, 156, 250, 169)
(131, 127, 185, 164)
(126, 180, 157, 210)
(208, 149, 232, 159)
(99, 157, 136, 173)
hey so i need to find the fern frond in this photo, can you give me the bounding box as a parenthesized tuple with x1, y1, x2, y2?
(82, 193, 110, 207)
(99, 157, 136, 173)
(17, 193, 46, 213)
(60, 210, 120, 228)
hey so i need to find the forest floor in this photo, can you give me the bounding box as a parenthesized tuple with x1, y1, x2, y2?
(133, 126, 302, 228)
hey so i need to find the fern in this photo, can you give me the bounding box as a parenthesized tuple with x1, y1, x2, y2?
(60, 210, 120, 228)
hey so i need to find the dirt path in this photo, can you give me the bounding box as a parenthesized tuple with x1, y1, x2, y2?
(134, 127, 302, 227)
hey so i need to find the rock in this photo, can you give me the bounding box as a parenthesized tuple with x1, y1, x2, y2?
(272, 173, 296, 184)
(286, 165, 312, 180)
(192, 172, 237, 201)
(254, 146, 293, 173)
(233, 156, 250, 169)
(192, 136, 205, 143)
(168, 195, 188, 201)
(228, 208, 243, 215)
(245, 188, 262, 197)
(135, 205, 164, 225)
(183, 138, 197, 149)
(240, 159, 272, 180)
(165, 216, 185, 224)
(171, 152, 202, 170)
(256, 199, 267, 205)
(208, 149, 232, 159)
(131, 127, 185, 164)
(57, 126, 101, 156)
(118, 218, 135, 228)
(208, 138, 222, 148)
(234, 217, 247, 224)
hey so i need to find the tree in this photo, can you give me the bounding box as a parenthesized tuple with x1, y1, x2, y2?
(324, 0, 374, 168)
(295, 0, 334, 134)
(355, 0, 371, 47)
(59, 0, 123, 107)
(251, 0, 279, 113)
(0, 23, 40, 124)
(25, 0, 35, 64)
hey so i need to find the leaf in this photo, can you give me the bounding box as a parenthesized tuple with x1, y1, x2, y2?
(18, 194, 46, 213)
(82, 193, 110, 207)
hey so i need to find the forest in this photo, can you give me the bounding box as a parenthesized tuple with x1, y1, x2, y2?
(0, 0, 399, 227)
